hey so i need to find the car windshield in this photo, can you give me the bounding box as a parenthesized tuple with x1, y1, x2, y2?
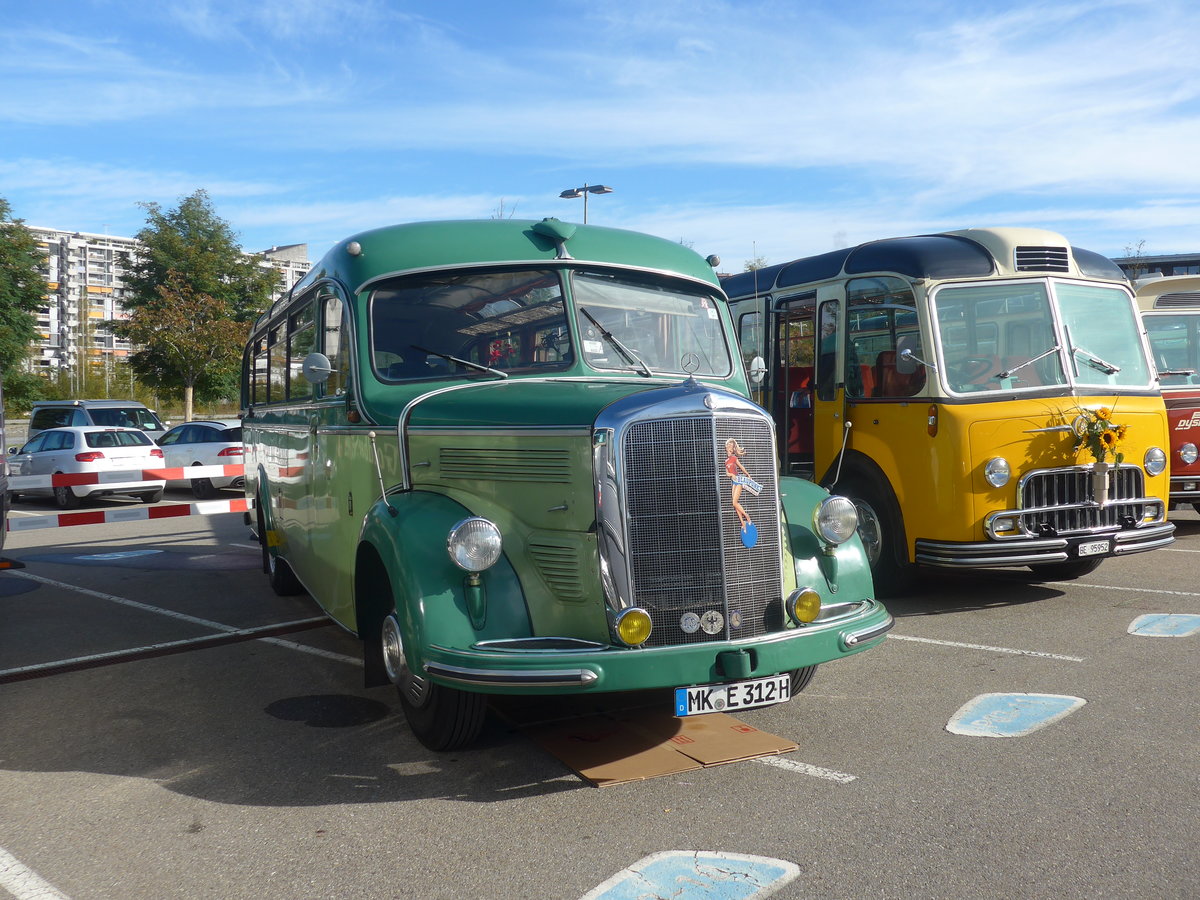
(932, 280, 1151, 394)
(569, 270, 732, 376)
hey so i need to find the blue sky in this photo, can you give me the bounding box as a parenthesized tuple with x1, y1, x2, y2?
(2, 0, 1198, 271)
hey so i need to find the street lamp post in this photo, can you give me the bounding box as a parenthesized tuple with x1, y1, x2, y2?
(558, 183, 613, 224)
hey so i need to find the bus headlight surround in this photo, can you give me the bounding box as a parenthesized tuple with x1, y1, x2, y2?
(615, 608, 653, 646)
(1144, 447, 1167, 476)
(984, 457, 1011, 488)
(1179, 443, 1198, 466)
(814, 496, 857, 545)
(447, 517, 503, 572)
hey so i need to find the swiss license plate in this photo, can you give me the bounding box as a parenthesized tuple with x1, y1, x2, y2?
(1078, 539, 1111, 557)
(674, 674, 791, 717)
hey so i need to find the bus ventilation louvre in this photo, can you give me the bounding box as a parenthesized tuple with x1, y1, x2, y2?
(1014, 246, 1071, 272)
(622, 414, 783, 648)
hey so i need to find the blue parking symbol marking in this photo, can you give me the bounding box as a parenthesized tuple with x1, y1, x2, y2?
(582, 851, 800, 900)
(946, 693, 1086, 738)
(1128, 614, 1200, 637)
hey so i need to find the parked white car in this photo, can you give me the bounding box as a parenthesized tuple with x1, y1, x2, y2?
(156, 420, 244, 499)
(6, 426, 166, 509)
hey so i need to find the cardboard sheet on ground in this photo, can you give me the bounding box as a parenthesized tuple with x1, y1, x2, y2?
(523, 707, 797, 787)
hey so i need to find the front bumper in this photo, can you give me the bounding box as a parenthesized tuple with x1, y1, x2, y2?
(420, 598, 893, 695)
(915, 521, 1176, 568)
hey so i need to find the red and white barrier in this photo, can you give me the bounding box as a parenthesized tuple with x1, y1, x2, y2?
(5, 497, 255, 532)
(8, 464, 244, 490)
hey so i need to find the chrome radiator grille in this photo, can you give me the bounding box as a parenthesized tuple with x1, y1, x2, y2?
(623, 414, 782, 647)
(1019, 465, 1146, 533)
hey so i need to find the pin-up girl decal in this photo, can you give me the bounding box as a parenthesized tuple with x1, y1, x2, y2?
(724, 438, 763, 548)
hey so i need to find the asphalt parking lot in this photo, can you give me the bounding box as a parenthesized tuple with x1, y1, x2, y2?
(1, 492, 1197, 899)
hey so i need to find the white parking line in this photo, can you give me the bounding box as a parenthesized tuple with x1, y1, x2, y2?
(0, 845, 71, 900)
(1046, 581, 1200, 598)
(2, 570, 361, 668)
(888, 633, 1085, 662)
(757, 756, 857, 783)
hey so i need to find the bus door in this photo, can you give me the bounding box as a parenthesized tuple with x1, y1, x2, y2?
(811, 294, 852, 484)
(773, 293, 817, 477)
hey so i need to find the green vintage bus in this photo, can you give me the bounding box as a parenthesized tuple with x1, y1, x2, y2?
(240, 218, 893, 749)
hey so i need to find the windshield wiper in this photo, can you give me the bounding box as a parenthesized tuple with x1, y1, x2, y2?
(1072, 346, 1121, 376)
(578, 307, 652, 377)
(411, 345, 508, 379)
(997, 345, 1060, 379)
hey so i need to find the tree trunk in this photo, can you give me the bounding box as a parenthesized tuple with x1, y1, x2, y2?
(184, 383, 194, 422)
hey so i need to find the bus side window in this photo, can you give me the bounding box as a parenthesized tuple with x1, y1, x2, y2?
(252, 338, 268, 405)
(288, 306, 315, 402)
(321, 292, 348, 397)
(816, 300, 839, 402)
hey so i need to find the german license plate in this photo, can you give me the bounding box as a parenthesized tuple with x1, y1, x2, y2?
(1078, 539, 1110, 557)
(674, 674, 791, 717)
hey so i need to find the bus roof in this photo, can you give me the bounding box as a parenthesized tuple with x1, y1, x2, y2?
(721, 227, 1127, 299)
(1135, 274, 1200, 311)
(267, 218, 720, 325)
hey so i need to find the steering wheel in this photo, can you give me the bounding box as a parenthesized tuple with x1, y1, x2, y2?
(954, 357, 994, 383)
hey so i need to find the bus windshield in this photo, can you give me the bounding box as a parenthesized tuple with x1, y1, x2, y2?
(932, 280, 1149, 394)
(570, 270, 732, 376)
(1144, 313, 1200, 386)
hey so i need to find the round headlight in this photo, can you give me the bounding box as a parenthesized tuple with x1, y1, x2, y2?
(815, 496, 857, 545)
(1144, 447, 1167, 477)
(615, 608, 652, 646)
(984, 457, 1011, 488)
(1179, 443, 1198, 466)
(446, 517, 502, 572)
(786, 588, 822, 625)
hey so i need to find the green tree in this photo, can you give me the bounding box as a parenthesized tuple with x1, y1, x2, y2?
(0, 197, 46, 410)
(744, 255, 768, 272)
(117, 272, 250, 421)
(114, 189, 280, 418)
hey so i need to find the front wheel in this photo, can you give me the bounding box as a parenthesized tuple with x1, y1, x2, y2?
(1026, 557, 1103, 581)
(841, 478, 912, 596)
(192, 473, 218, 499)
(789, 665, 817, 694)
(382, 614, 486, 751)
(258, 505, 305, 596)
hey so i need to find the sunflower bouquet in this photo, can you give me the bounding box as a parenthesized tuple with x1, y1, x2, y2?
(1072, 406, 1126, 465)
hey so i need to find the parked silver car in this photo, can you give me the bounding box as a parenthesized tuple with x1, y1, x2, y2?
(27, 400, 169, 441)
(7, 426, 166, 509)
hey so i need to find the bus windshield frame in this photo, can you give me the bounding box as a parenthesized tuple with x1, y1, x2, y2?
(930, 278, 1154, 396)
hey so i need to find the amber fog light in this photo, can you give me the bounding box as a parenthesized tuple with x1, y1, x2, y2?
(786, 588, 822, 625)
(615, 608, 652, 646)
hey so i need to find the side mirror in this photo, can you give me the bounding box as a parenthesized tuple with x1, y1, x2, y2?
(747, 355, 767, 386)
(896, 348, 918, 375)
(302, 352, 333, 384)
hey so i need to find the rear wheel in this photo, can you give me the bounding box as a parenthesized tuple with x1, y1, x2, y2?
(257, 504, 305, 596)
(53, 485, 81, 510)
(192, 469, 218, 499)
(382, 613, 486, 751)
(1026, 557, 1103, 581)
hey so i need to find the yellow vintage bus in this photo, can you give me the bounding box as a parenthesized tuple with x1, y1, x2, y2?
(722, 227, 1174, 589)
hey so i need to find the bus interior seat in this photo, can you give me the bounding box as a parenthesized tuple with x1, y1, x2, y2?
(874, 350, 926, 397)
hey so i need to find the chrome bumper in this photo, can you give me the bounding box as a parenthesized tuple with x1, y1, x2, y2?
(915, 522, 1176, 568)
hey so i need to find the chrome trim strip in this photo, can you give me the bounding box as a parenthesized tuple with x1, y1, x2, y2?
(842, 615, 894, 648)
(409, 426, 591, 438)
(472, 637, 607, 653)
(423, 661, 599, 687)
(355, 260, 723, 296)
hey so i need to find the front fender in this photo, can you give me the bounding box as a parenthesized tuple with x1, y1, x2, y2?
(358, 491, 533, 668)
(778, 475, 876, 601)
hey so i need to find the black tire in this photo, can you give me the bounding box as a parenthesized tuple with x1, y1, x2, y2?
(382, 613, 487, 751)
(53, 484, 81, 510)
(1193, 502, 1200, 516)
(789, 665, 817, 694)
(7, 492, 18, 504)
(840, 477, 912, 596)
(257, 504, 305, 596)
(192, 477, 218, 500)
(140, 488, 164, 504)
(1026, 557, 1104, 581)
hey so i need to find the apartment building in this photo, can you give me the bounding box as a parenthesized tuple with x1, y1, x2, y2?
(26, 227, 310, 379)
